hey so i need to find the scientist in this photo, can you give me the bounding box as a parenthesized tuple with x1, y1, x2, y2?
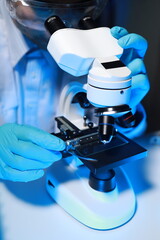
(0, 0, 149, 182)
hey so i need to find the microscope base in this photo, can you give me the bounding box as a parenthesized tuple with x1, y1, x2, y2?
(46, 159, 136, 230)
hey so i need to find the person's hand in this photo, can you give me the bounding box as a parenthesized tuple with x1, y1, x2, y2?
(111, 26, 150, 108)
(0, 123, 65, 182)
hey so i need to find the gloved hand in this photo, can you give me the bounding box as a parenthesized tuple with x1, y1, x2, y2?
(111, 26, 150, 108)
(0, 123, 65, 182)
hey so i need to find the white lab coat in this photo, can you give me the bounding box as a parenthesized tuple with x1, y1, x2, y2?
(0, 1, 85, 132)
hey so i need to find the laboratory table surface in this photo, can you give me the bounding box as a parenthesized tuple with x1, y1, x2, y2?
(0, 132, 160, 240)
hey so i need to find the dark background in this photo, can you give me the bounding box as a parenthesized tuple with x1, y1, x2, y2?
(98, 0, 160, 133)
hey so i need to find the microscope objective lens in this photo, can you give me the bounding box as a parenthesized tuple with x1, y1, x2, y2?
(98, 115, 115, 143)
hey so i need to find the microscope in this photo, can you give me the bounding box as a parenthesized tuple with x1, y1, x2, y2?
(45, 16, 147, 230)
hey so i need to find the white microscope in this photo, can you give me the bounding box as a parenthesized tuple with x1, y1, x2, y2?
(45, 16, 147, 230)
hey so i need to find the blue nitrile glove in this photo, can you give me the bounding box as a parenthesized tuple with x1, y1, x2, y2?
(111, 26, 150, 108)
(0, 123, 65, 182)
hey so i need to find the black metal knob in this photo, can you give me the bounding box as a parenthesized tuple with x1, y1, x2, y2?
(45, 16, 66, 35)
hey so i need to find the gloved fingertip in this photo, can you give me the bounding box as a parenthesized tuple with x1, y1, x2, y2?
(58, 140, 66, 151)
(118, 33, 148, 57)
(118, 37, 127, 48)
(127, 58, 147, 75)
(111, 26, 128, 39)
(48, 137, 66, 151)
(43, 150, 63, 164)
(37, 169, 45, 177)
(118, 33, 133, 47)
(53, 151, 63, 162)
(24, 170, 44, 182)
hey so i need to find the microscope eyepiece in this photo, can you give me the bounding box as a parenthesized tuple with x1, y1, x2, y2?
(45, 16, 66, 35)
(79, 16, 96, 29)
